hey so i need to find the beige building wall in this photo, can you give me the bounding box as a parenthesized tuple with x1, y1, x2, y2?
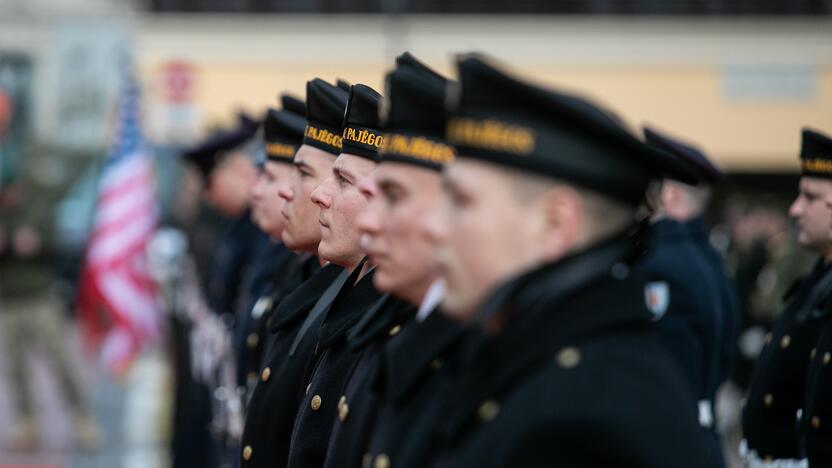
(135, 15, 832, 172)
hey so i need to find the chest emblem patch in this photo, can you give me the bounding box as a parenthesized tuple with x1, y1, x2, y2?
(645, 281, 670, 320)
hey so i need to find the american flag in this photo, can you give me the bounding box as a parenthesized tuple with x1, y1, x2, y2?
(77, 61, 161, 375)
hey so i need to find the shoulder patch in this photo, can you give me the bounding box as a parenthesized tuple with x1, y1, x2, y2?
(644, 281, 670, 320)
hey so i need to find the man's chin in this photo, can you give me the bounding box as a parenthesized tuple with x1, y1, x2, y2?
(271, 226, 286, 239)
(281, 230, 307, 251)
(374, 270, 423, 301)
(438, 293, 476, 323)
(317, 240, 333, 259)
(372, 270, 397, 295)
(320, 247, 370, 270)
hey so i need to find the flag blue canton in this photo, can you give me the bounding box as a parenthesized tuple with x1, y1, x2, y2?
(106, 64, 145, 165)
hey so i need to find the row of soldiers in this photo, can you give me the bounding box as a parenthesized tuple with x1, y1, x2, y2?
(174, 52, 832, 467)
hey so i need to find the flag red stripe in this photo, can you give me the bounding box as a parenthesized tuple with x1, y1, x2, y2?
(76, 72, 160, 375)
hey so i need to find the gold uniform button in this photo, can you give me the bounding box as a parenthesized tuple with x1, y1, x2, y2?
(556, 347, 582, 369)
(811, 348, 817, 360)
(812, 416, 821, 429)
(374, 453, 391, 468)
(430, 358, 444, 371)
(242, 445, 253, 461)
(261, 367, 271, 382)
(781, 335, 791, 349)
(338, 395, 350, 422)
(764, 394, 774, 407)
(477, 399, 500, 422)
(388, 325, 401, 337)
(824, 352, 831, 366)
(311, 395, 322, 411)
(247, 333, 259, 349)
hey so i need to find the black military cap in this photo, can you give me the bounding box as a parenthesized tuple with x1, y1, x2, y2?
(281, 94, 306, 117)
(643, 126, 723, 185)
(379, 53, 455, 171)
(264, 108, 306, 164)
(341, 84, 384, 161)
(303, 78, 349, 155)
(336, 79, 351, 92)
(800, 128, 832, 179)
(446, 55, 696, 205)
(182, 113, 260, 179)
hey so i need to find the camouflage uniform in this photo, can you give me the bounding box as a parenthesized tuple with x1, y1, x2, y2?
(0, 152, 98, 449)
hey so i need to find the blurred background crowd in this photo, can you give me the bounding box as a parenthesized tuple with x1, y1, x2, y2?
(0, 0, 830, 467)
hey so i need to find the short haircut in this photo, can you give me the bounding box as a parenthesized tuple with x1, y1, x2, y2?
(506, 167, 636, 242)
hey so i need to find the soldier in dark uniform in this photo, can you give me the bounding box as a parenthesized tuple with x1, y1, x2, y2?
(682, 188, 742, 410)
(286, 83, 414, 468)
(236, 97, 307, 398)
(800, 128, 832, 468)
(173, 114, 260, 468)
(741, 128, 832, 466)
(803, 308, 832, 467)
(803, 315, 832, 467)
(423, 55, 714, 467)
(637, 126, 740, 466)
(239, 78, 347, 468)
(182, 113, 263, 321)
(314, 54, 463, 467)
(354, 52, 464, 468)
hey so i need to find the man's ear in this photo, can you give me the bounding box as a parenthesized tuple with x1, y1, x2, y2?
(661, 182, 680, 212)
(237, 157, 258, 182)
(537, 185, 582, 262)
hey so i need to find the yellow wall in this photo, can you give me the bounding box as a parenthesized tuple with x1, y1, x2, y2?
(533, 66, 832, 172)
(136, 15, 832, 171)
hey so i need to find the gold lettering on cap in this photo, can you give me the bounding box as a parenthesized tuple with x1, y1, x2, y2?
(266, 142, 296, 159)
(446, 118, 535, 156)
(343, 126, 385, 149)
(803, 158, 832, 174)
(305, 124, 343, 150)
(382, 134, 455, 165)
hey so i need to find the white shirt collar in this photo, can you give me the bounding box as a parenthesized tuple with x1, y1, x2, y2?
(416, 279, 445, 322)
